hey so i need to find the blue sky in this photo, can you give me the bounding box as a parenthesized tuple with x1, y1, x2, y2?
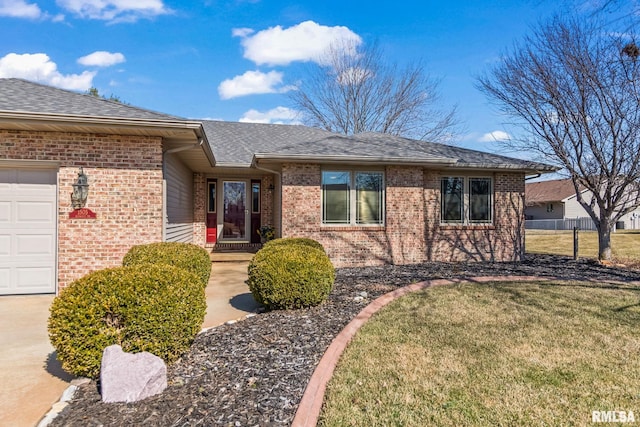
(0, 0, 569, 153)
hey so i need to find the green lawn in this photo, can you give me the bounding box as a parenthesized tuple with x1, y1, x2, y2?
(526, 230, 640, 264)
(319, 281, 640, 426)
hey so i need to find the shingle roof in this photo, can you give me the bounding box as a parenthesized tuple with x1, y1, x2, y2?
(201, 120, 557, 172)
(0, 78, 180, 121)
(200, 120, 341, 165)
(0, 78, 558, 173)
(525, 178, 585, 205)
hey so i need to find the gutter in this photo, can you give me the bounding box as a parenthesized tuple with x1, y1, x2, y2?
(252, 153, 458, 166)
(0, 110, 205, 130)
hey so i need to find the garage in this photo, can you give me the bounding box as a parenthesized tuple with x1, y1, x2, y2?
(0, 167, 57, 295)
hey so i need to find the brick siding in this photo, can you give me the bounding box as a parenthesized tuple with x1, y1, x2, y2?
(281, 163, 525, 267)
(261, 174, 275, 229)
(192, 173, 206, 246)
(1, 129, 163, 290)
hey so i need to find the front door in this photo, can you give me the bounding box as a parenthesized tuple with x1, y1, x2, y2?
(222, 181, 248, 241)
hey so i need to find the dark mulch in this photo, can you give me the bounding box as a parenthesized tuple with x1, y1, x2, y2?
(51, 254, 640, 427)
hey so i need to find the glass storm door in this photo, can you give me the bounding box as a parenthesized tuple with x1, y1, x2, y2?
(222, 181, 248, 240)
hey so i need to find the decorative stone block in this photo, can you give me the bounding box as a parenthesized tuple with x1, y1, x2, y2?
(100, 345, 167, 403)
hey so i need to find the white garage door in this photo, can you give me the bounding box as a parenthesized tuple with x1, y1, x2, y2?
(0, 168, 57, 295)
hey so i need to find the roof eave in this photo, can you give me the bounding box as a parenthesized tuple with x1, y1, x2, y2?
(450, 162, 560, 174)
(0, 110, 203, 132)
(214, 162, 253, 168)
(252, 153, 458, 167)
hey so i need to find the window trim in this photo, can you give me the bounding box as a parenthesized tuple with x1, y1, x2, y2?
(321, 169, 385, 226)
(440, 175, 493, 225)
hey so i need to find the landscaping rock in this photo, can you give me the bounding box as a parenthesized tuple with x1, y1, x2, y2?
(100, 345, 167, 403)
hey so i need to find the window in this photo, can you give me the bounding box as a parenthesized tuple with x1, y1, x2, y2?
(207, 181, 216, 213)
(441, 176, 492, 224)
(322, 170, 384, 225)
(546, 203, 554, 213)
(252, 182, 260, 213)
(470, 178, 491, 222)
(441, 177, 463, 223)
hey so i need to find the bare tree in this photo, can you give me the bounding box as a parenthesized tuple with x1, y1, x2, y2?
(477, 15, 640, 261)
(290, 40, 459, 142)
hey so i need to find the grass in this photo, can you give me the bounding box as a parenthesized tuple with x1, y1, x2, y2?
(526, 229, 640, 264)
(319, 281, 640, 426)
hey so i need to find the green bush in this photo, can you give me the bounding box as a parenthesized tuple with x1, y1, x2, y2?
(48, 264, 206, 379)
(247, 243, 335, 310)
(262, 237, 326, 253)
(123, 242, 211, 286)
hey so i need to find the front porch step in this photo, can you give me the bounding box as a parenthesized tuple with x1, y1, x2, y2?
(211, 243, 262, 253)
(210, 243, 261, 263)
(210, 252, 255, 262)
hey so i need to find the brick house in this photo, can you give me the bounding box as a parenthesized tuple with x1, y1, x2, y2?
(0, 78, 556, 295)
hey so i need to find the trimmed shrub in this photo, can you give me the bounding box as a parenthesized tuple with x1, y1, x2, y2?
(48, 264, 206, 379)
(247, 243, 335, 310)
(123, 242, 211, 286)
(262, 237, 326, 253)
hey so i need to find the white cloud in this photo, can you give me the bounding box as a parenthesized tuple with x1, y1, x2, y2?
(239, 106, 301, 124)
(232, 27, 254, 38)
(234, 20, 362, 66)
(0, 53, 96, 90)
(0, 0, 41, 18)
(478, 130, 511, 142)
(218, 70, 296, 100)
(77, 51, 125, 67)
(56, 0, 170, 22)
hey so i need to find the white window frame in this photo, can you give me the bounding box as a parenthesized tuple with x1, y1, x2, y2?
(440, 175, 493, 225)
(321, 169, 385, 226)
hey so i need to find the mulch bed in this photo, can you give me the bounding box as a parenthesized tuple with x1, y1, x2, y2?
(51, 254, 640, 427)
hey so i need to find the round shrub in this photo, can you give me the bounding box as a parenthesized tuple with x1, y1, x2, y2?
(262, 237, 326, 253)
(247, 244, 335, 310)
(48, 264, 206, 379)
(123, 242, 211, 286)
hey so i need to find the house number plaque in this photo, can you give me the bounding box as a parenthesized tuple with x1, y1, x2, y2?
(69, 208, 97, 219)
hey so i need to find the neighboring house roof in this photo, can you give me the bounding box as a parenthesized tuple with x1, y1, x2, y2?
(0, 78, 180, 121)
(525, 178, 586, 206)
(202, 120, 557, 172)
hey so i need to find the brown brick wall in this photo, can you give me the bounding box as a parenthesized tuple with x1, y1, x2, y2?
(1, 129, 164, 290)
(193, 173, 206, 246)
(424, 170, 525, 262)
(261, 174, 275, 229)
(281, 163, 525, 267)
(280, 164, 428, 267)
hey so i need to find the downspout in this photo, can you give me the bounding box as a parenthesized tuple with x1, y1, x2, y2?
(254, 164, 283, 238)
(162, 139, 204, 242)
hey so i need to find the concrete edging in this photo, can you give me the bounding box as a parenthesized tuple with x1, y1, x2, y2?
(290, 275, 549, 427)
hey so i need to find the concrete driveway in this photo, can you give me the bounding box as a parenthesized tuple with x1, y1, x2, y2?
(0, 294, 73, 427)
(0, 255, 258, 427)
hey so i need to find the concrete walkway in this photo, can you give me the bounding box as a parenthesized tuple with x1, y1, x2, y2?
(204, 253, 260, 328)
(0, 254, 257, 427)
